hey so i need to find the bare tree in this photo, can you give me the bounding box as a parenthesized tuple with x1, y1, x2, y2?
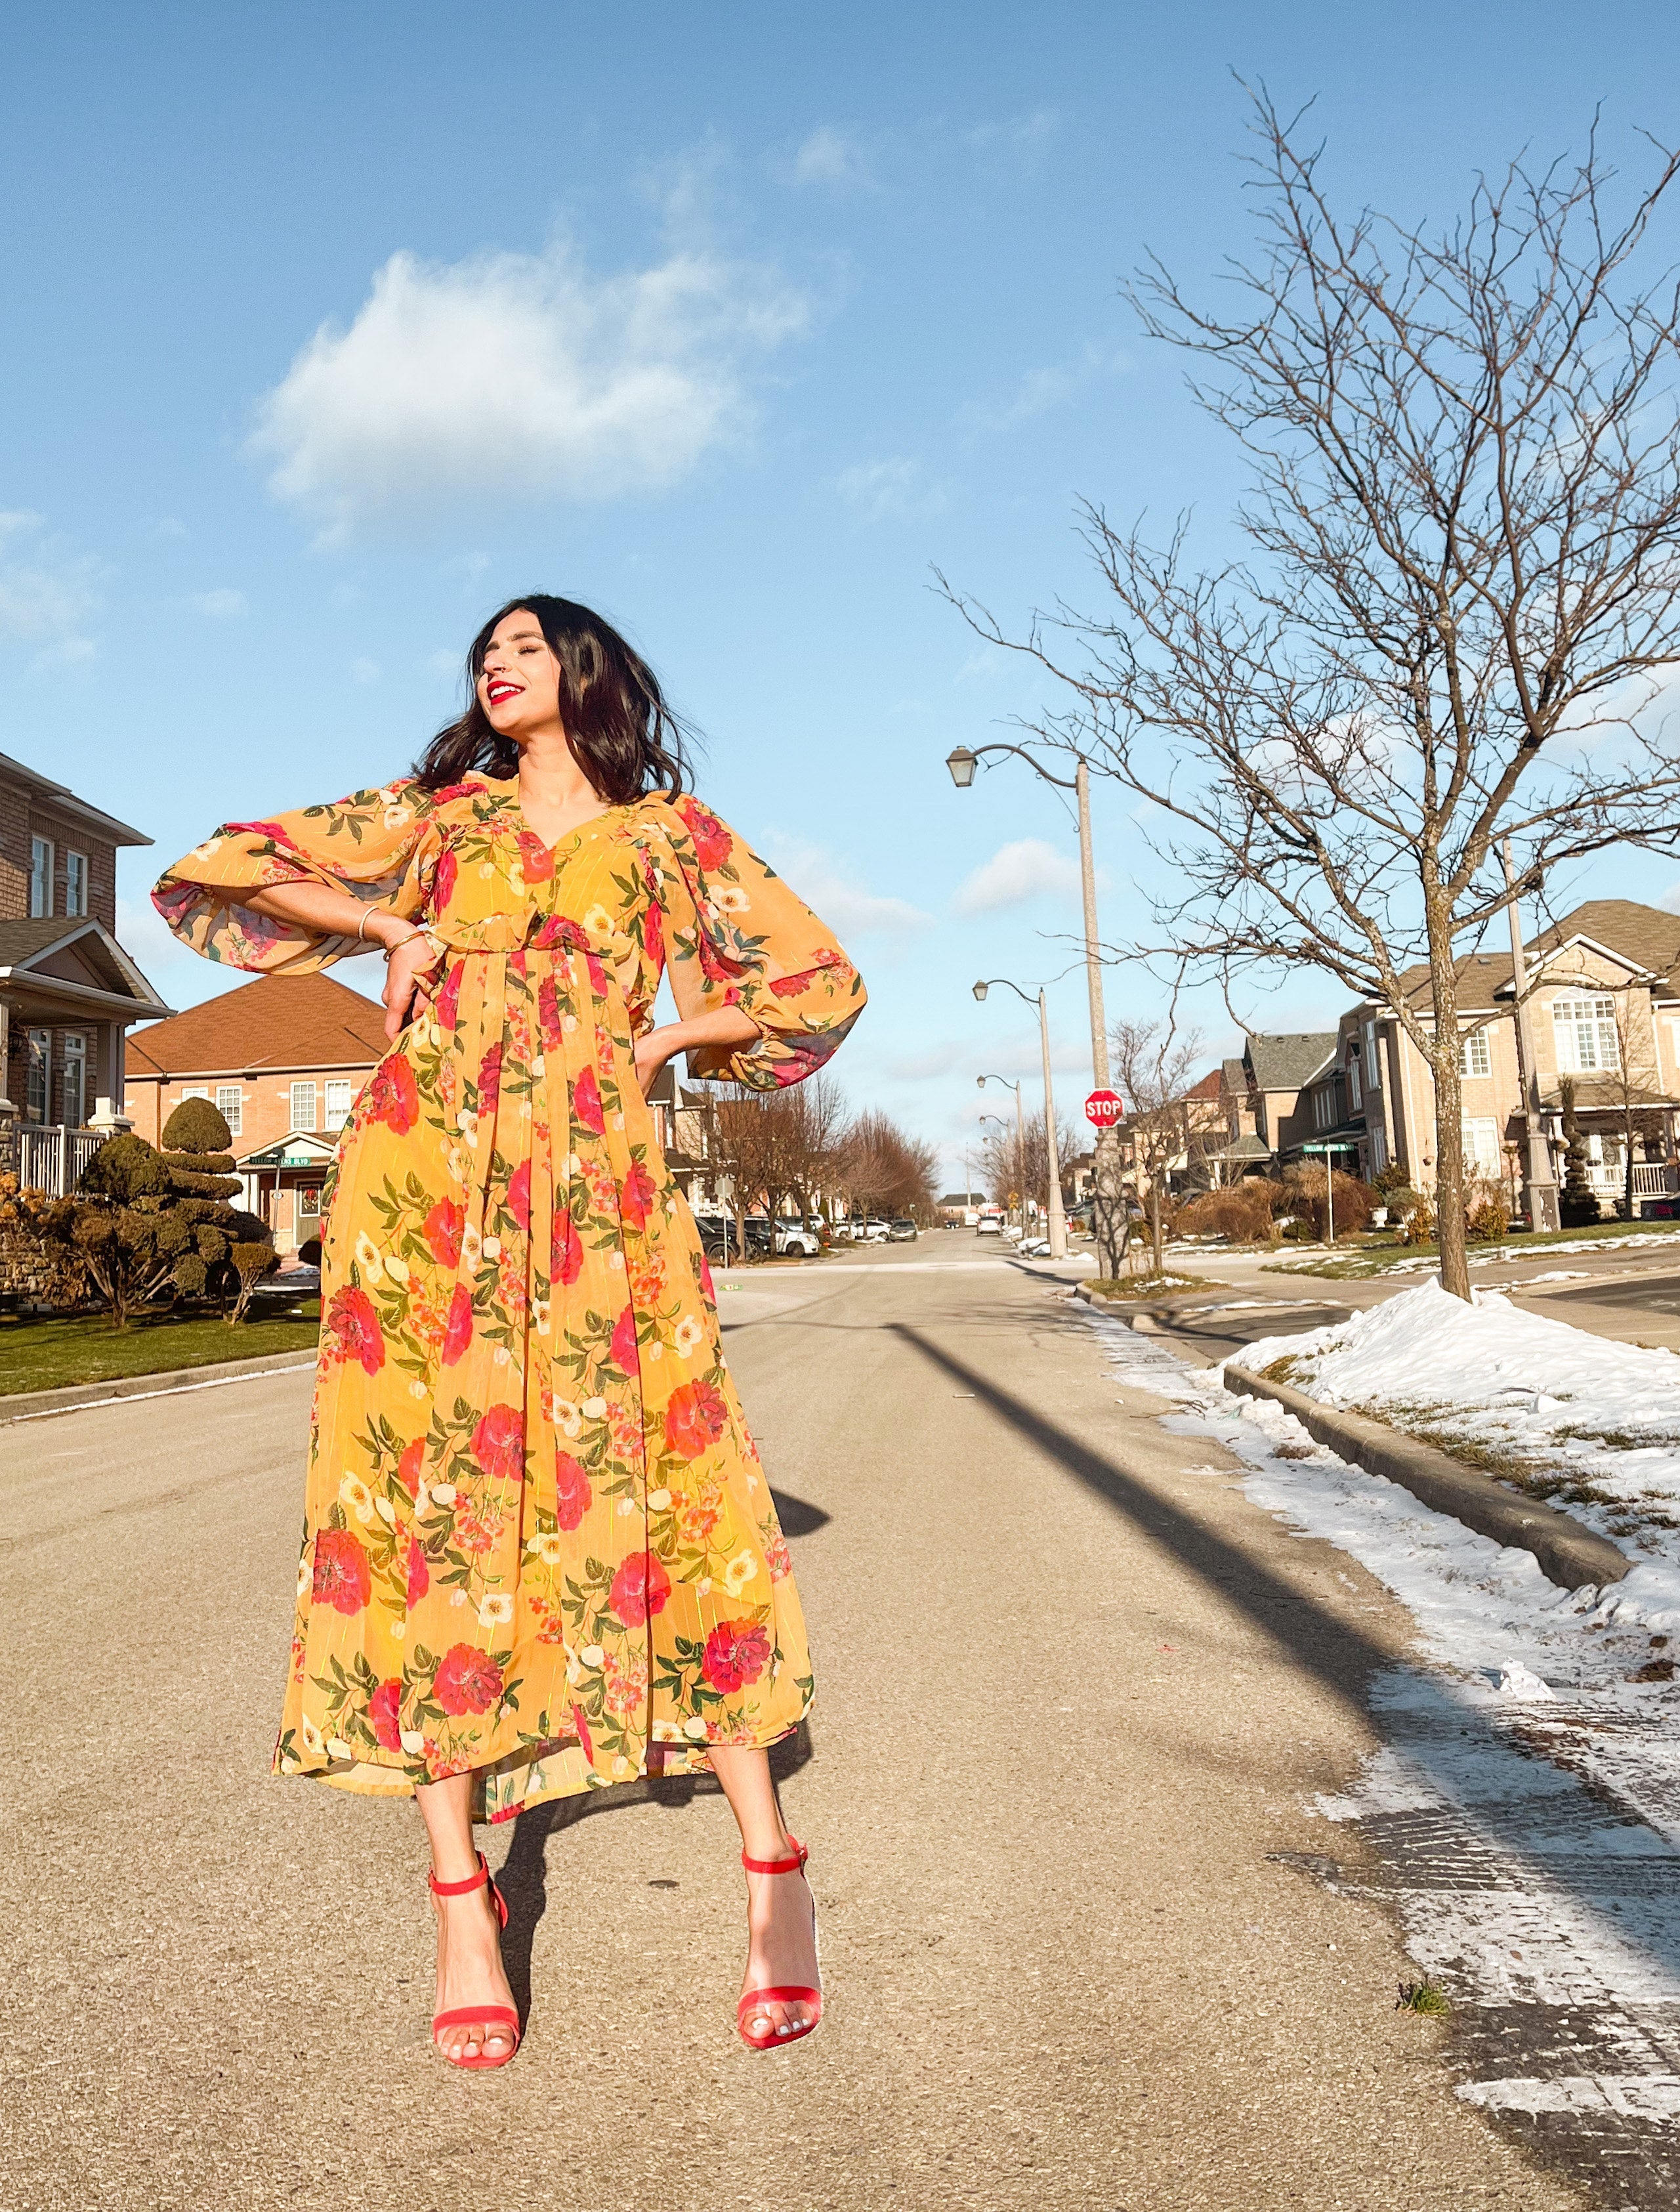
(839, 1109, 939, 1222)
(1111, 1016, 1203, 1273)
(944, 100, 1680, 1298)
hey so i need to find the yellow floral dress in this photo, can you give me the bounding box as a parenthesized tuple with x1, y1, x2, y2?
(154, 775, 865, 1819)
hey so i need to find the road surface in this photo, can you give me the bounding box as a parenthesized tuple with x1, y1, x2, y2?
(0, 1243, 1577, 2211)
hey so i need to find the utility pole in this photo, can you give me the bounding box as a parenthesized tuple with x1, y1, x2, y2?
(1502, 840, 1560, 1233)
(949, 745, 1120, 1275)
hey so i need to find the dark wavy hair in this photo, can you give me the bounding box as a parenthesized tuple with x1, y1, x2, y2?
(412, 595, 694, 800)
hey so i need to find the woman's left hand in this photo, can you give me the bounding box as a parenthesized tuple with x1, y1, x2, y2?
(633, 1028, 676, 1099)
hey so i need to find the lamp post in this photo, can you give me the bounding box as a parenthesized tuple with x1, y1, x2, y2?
(1501, 839, 1561, 1233)
(974, 979, 1066, 1258)
(948, 743, 1119, 1275)
(977, 1073, 1024, 1225)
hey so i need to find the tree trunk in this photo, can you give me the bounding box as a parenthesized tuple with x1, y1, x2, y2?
(1425, 1049, 1469, 1311)
(1092, 1124, 1125, 1279)
(1150, 1182, 1164, 1273)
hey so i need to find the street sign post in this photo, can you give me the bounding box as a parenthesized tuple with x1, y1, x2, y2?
(1085, 1089, 1124, 1128)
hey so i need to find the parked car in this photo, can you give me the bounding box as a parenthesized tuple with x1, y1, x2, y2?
(863, 1220, 891, 1242)
(693, 1214, 773, 1261)
(774, 1223, 823, 1256)
(888, 1218, 917, 1242)
(975, 1206, 1004, 1236)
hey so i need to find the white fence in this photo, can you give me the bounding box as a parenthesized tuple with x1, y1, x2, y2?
(1585, 1161, 1679, 1197)
(15, 1124, 104, 1197)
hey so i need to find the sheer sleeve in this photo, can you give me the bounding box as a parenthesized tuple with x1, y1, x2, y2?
(655, 795, 867, 1090)
(151, 780, 442, 975)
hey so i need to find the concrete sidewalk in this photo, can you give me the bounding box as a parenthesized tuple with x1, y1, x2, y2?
(0, 1247, 1574, 2210)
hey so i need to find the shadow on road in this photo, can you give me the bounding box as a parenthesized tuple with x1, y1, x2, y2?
(494, 1724, 815, 2016)
(769, 1487, 831, 1536)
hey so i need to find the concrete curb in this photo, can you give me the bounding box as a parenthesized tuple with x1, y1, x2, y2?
(1222, 1362, 1629, 1591)
(0, 1346, 319, 1425)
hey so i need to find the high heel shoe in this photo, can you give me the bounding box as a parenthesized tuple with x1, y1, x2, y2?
(429, 1850, 522, 2070)
(736, 1834, 823, 2051)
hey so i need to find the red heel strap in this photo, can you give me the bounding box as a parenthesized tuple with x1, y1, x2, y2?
(742, 1834, 808, 1876)
(429, 1850, 491, 1898)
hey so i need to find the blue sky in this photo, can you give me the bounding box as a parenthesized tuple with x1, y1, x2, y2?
(8, 1, 1680, 1181)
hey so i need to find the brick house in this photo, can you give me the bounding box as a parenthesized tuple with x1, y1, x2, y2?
(0, 749, 171, 1190)
(125, 971, 392, 1256)
(1286, 900, 1680, 1214)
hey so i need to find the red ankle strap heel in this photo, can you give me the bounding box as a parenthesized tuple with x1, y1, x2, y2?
(737, 1835, 822, 2051)
(429, 1850, 520, 2070)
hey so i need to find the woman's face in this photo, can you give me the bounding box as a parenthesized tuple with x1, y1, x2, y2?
(478, 610, 563, 744)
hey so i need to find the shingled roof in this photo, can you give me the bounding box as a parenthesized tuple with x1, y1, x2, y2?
(1246, 1032, 1337, 1092)
(126, 971, 389, 1080)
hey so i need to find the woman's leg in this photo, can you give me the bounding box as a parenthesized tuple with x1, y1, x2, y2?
(417, 1773, 516, 2062)
(709, 1745, 820, 2041)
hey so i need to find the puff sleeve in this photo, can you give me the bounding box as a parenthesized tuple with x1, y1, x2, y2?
(655, 794, 867, 1090)
(151, 780, 442, 975)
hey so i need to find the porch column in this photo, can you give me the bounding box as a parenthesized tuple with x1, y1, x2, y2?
(0, 996, 14, 1179)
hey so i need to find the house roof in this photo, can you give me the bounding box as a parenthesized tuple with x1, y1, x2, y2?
(1184, 1067, 1224, 1102)
(0, 749, 153, 847)
(1221, 1055, 1248, 1093)
(125, 971, 390, 1080)
(1246, 1031, 1337, 1092)
(1529, 901, 1680, 992)
(1207, 1133, 1272, 1160)
(0, 916, 171, 1017)
(1389, 899, 1680, 1014)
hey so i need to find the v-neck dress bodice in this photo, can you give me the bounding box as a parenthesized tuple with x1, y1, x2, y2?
(154, 774, 865, 1816)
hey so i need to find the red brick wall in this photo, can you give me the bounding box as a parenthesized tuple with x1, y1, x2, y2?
(0, 767, 119, 929)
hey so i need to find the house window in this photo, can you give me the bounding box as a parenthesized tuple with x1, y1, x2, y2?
(1312, 1086, 1334, 1130)
(1365, 1019, 1381, 1088)
(297, 1183, 323, 1218)
(25, 1030, 49, 1121)
(1462, 1117, 1502, 1176)
(1553, 995, 1619, 1073)
(61, 1033, 86, 1129)
(290, 1080, 318, 1132)
(28, 836, 53, 918)
(1370, 1126, 1389, 1175)
(216, 1084, 243, 1138)
(1459, 1028, 1491, 1078)
(1347, 1052, 1362, 1109)
(324, 1078, 354, 1131)
(64, 850, 88, 917)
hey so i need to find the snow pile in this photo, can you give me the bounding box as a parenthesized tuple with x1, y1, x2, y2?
(1233, 1278, 1680, 1642)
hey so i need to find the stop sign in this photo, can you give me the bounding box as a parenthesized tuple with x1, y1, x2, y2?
(1085, 1088, 1124, 1127)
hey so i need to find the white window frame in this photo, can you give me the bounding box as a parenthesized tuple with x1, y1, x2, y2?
(324, 1078, 354, 1132)
(28, 836, 52, 918)
(1552, 994, 1620, 1074)
(215, 1083, 243, 1138)
(25, 1029, 49, 1122)
(1459, 1027, 1491, 1079)
(1462, 1115, 1502, 1176)
(1364, 1019, 1381, 1090)
(290, 1080, 318, 1132)
(1347, 1050, 1362, 1109)
(63, 848, 89, 917)
(61, 1032, 87, 1129)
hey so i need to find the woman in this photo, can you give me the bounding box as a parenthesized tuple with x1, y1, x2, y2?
(154, 597, 865, 2067)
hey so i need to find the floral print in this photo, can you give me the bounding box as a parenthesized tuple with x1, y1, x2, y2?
(154, 775, 864, 1818)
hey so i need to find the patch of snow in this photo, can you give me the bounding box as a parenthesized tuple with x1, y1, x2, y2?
(1496, 1661, 1557, 1701)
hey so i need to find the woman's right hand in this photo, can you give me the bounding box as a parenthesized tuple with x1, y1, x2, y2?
(382, 931, 437, 1040)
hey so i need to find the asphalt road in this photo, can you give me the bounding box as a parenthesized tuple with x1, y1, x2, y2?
(0, 1244, 1576, 2212)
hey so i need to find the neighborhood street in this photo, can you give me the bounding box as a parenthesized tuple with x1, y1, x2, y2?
(0, 1239, 1585, 2212)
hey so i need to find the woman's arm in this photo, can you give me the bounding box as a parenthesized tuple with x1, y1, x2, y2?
(240, 884, 435, 1041)
(633, 1007, 761, 1099)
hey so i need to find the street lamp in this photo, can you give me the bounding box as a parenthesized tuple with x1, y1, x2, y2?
(976, 1073, 1025, 1227)
(948, 742, 1120, 1274)
(974, 977, 1066, 1258)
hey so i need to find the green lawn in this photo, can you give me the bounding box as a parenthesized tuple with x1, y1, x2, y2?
(0, 1302, 320, 1397)
(1261, 1218, 1680, 1279)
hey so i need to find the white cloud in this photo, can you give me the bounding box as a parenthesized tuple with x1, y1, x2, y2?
(252, 237, 808, 538)
(960, 341, 1127, 436)
(888, 1040, 970, 1080)
(1663, 881, 1680, 914)
(762, 836, 933, 939)
(793, 126, 872, 190)
(190, 588, 247, 620)
(837, 457, 945, 521)
(954, 838, 1080, 914)
(0, 511, 98, 658)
